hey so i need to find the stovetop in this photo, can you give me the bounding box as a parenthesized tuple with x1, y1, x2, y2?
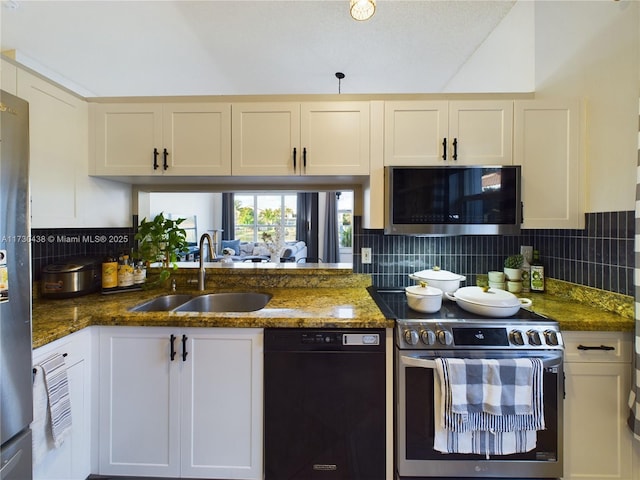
(369, 287, 563, 351)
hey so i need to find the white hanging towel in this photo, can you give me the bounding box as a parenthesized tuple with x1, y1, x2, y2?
(31, 353, 72, 464)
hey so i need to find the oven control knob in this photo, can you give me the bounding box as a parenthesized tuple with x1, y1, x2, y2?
(420, 329, 436, 346)
(544, 330, 559, 346)
(509, 330, 525, 346)
(404, 329, 419, 346)
(437, 330, 453, 346)
(527, 330, 542, 346)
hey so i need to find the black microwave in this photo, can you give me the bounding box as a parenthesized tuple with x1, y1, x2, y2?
(384, 165, 522, 236)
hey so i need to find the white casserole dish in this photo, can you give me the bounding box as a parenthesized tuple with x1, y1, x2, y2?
(405, 284, 443, 313)
(409, 267, 465, 295)
(444, 286, 532, 317)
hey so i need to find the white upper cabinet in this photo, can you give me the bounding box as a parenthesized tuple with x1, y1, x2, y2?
(514, 99, 584, 229)
(232, 102, 370, 176)
(384, 100, 513, 166)
(90, 102, 231, 176)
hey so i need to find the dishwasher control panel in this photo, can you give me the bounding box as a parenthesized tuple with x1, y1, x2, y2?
(265, 329, 386, 352)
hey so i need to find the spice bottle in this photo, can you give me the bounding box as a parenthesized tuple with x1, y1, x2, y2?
(520, 246, 532, 293)
(530, 250, 545, 292)
(133, 261, 146, 285)
(102, 253, 118, 289)
(117, 254, 134, 287)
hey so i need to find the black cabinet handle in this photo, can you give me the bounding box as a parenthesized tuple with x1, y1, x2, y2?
(442, 138, 447, 160)
(153, 148, 159, 170)
(577, 344, 615, 351)
(163, 148, 169, 170)
(303, 147, 307, 168)
(452, 138, 458, 160)
(182, 334, 188, 361)
(170, 334, 176, 361)
(293, 147, 297, 170)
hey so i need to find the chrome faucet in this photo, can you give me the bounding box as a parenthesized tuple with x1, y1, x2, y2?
(198, 233, 215, 290)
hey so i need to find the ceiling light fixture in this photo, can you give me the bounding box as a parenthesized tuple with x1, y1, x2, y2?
(350, 0, 376, 21)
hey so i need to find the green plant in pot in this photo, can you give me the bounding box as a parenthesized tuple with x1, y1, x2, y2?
(134, 213, 189, 286)
(503, 254, 524, 281)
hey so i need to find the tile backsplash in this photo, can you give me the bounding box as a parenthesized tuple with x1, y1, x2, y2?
(31, 227, 134, 280)
(353, 211, 635, 296)
(30, 211, 635, 297)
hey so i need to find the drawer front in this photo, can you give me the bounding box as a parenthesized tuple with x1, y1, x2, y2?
(563, 331, 632, 363)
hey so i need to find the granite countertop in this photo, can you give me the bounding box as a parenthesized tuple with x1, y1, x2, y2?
(31, 265, 636, 349)
(520, 278, 634, 333)
(32, 264, 393, 349)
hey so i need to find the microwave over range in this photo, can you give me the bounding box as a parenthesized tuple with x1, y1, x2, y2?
(384, 165, 522, 236)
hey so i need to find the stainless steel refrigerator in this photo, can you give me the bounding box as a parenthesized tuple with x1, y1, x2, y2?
(0, 90, 33, 479)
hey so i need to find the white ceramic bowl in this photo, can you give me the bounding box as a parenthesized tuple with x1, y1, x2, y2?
(488, 271, 505, 282)
(405, 284, 443, 313)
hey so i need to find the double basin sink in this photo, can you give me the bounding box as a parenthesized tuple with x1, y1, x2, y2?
(129, 292, 272, 313)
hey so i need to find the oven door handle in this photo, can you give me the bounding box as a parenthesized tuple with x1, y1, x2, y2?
(402, 356, 436, 369)
(399, 351, 563, 369)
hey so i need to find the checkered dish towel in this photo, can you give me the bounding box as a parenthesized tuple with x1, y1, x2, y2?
(435, 357, 545, 433)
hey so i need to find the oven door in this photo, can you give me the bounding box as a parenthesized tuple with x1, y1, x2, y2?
(396, 349, 563, 479)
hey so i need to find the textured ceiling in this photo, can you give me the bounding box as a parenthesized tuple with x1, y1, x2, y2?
(0, 0, 517, 97)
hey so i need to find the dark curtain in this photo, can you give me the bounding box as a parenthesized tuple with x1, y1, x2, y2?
(221, 193, 234, 240)
(323, 192, 340, 263)
(296, 193, 319, 260)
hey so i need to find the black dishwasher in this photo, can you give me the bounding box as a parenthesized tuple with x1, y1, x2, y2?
(264, 328, 386, 480)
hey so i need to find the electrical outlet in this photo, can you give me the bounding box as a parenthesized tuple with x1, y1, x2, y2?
(362, 247, 372, 264)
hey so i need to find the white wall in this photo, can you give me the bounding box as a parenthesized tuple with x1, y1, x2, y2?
(148, 192, 221, 241)
(534, 0, 639, 213)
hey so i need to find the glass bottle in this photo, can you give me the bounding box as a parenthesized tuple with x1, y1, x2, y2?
(530, 250, 545, 292)
(117, 254, 134, 287)
(133, 261, 146, 285)
(102, 252, 118, 289)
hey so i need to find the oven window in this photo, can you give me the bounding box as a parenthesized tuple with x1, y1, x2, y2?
(405, 366, 559, 461)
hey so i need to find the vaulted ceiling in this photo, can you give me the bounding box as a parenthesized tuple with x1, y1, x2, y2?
(1, 0, 522, 97)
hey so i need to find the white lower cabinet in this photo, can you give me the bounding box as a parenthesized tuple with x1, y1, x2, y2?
(562, 331, 634, 480)
(32, 328, 96, 480)
(98, 326, 263, 479)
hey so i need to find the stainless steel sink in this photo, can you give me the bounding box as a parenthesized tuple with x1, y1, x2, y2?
(128, 294, 193, 312)
(173, 292, 272, 313)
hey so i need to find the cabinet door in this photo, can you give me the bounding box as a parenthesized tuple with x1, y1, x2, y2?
(99, 327, 180, 477)
(514, 99, 584, 229)
(91, 103, 163, 175)
(563, 332, 634, 480)
(17, 70, 87, 227)
(180, 328, 263, 479)
(232, 102, 300, 176)
(448, 100, 513, 165)
(33, 329, 94, 480)
(301, 102, 370, 175)
(162, 103, 231, 175)
(384, 101, 448, 165)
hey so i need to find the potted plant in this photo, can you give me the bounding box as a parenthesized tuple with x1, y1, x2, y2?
(134, 213, 189, 286)
(503, 254, 524, 281)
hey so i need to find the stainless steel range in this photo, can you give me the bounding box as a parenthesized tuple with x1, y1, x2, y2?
(371, 288, 564, 480)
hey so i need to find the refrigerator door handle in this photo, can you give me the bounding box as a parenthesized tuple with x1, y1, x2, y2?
(0, 447, 23, 479)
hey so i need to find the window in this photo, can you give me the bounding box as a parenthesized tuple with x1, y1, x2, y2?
(337, 191, 353, 249)
(234, 194, 297, 242)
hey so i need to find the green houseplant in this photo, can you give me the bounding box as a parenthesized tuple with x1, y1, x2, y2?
(503, 254, 524, 282)
(134, 213, 189, 286)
